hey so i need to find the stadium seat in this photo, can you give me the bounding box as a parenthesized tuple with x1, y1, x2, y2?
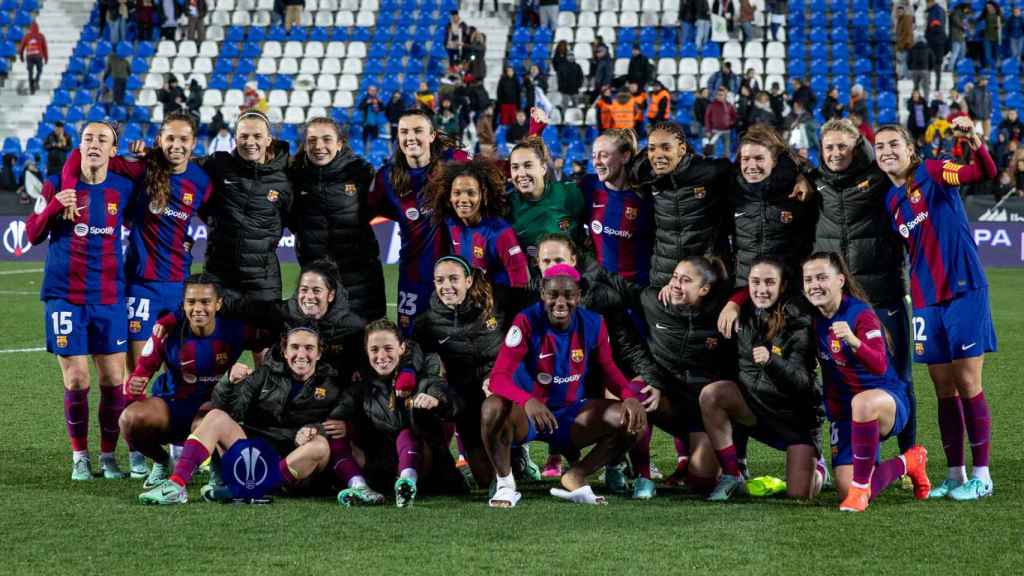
(722, 41, 742, 59)
(658, 57, 677, 75)
(348, 41, 367, 58)
(699, 58, 720, 74)
(264, 41, 283, 58)
(333, 91, 354, 107)
(285, 41, 304, 57)
(336, 11, 355, 26)
(279, 58, 299, 74)
(678, 58, 698, 75)
(257, 58, 277, 74)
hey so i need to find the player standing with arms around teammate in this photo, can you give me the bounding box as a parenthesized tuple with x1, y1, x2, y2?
(27, 121, 137, 480)
(802, 253, 931, 512)
(875, 118, 998, 501)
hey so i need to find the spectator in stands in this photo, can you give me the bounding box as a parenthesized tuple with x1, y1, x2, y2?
(445, 12, 469, 66)
(1007, 6, 1024, 62)
(708, 61, 739, 96)
(103, 50, 130, 105)
(946, 3, 970, 72)
(553, 40, 569, 68)
(105, 0, 128, 44)
(161, 0, 178, 40)
(627, 45, 653, 88)
(705, 86, 737, 156)
(790, 77, 815, 112)
(185, 0, 208, 42)
(284, 0, 304, 33)
(997, 108, 1023, 143)
(647, 79, 671, 124)
(908, 36, 936, 98)
(507, 109, 530, 143)
(925, 0, 948, 87)
(947, 88, 969, 119)
(363, 96, 389, 148)
(736, 84, 754, 131)
(360, 85, 383, 116)
(849, 111, 874, 144)
(43, 122, 70, 175)
(785, 99, 818, 152)
(524, 63, 548, 111)
(981, 2, 1002, 70)
(476, 106, 496, 155)
(416, 81, 436, 111)
(848, 84, 869, 123)
(135, 0, 157, 41)
(208, 125, 235, 153)
(766, 0, 786, 41)
(768, 82, 785, 124)
(906, 88, 931, 143)
(894, 5, 914, 76)
(590, 45, 613, 103)
(693, 87, 710, 140)
(603, 88, 640, 132)
(746, 90, 778, 129)
(158, 75, 187, 115)
(496, 66, 520, 125)
(628, 81, 648, 136)
(434, 98, 460, 138)
(679, 0, 696, 46)
(386, 91, 406, 141)
(1011, 146, 1024, 190)
(593, 85, 614, 132)
(538, 0, 560, 29)
(822, 85, 844, 121)
(965, 76, 994, 139)
(741, 68, 760, 94)
(468, 30, 488, 80)
(240, 83, 268, 112)
(0, 59, 8, 87)
(736, 0, 756, 42)
(187, 78, 203, 119)
(555, 52, 584, 107)
(18, 20, 47, 95)
(18, 156, 42, 206)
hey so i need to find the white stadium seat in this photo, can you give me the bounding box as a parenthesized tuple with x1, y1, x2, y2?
(614, 58, 629, 76)
(300, 58, 320, 74)
(311, 90, 332, 107)
(268, 90, 289, 107)
(347, 42, 366, 58)
(284, 41, 304, 58)
(700, 58, 720, 74)
(333, 91, 354, 107)
(723, 41, 743, 59)
(317, 74, 338, 91)
(278, 58, 299, 75)
(326, 41, 346, 58)
(640, 12, 659, 25)
(677, 74, 697, 92)
(224, 89, 244, 107)
(642, 0, 660, 10)
(765, 41, 785, 59)
(557, 12, 576, 27)
(342, 58, 362, 74)
(157, 41, 175, 56)
(356, 11, 375, 26)
(335, 11, 354, 26)
(597, 26, 616, 43)
(622, 0, 640, 9)
(305, 42, 325, 58)
(765, 58, 786, 75)
(315, 11, 334, 27)
(199, 40, 219, 57)
(289, 91, 310, 107)
(743, 58, 764, 75)
(144, 73, 164, 89)
(678, 58, 698, 75)
(251, 11, 271, 26)
(657, 75, 676, 91)
(578, 11, 597, 27)
(598, 11, 618, 27)
(619, 11, 638, 26)
(231, 11, 251, 26)
(600, 0, 619, 10)
(202, 89, 223, 107)
(257, 57, 277, 74)
(661, 12, 679, 26)
(266, 107, 284, 124)
(136, 88, 157, 106)
(193, 57, 213, 74)
(263, 41, 282, 58)
(151, 56, 170, 73)
(321, 58, 342, 75)
(178, 41, 198, 58)
(658, 57, 677, 75)
(338, 74, 359, 91)
(576, 28, 595, 44)
(744, 42, 764, 59)
(307, 107, 328, 121)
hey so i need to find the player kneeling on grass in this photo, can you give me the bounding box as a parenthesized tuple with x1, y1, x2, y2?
(700, 258, 825, 501)
(482, 264, 647, 507)
(335, 319, 456, 508)
(801, 253, 931, 512)
(121, 274, 259, 493)
(138, 323, 374, 504)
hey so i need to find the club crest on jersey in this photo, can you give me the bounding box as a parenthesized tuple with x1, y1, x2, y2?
(915, 342, 925, 356)
(56, 335, 68, 348)
(706, 337, 719, 350)
(473, 245, 484, 259)
(830, 339, 842, 353)
(625, 206, 638, 220)
(129, 320, 142, 333)
(571, 349, 584, 363)
(182, 192, 194, 206)
(693, 186, 706, 199)
(405, 207, 420, 221)
(267, 190, 280, 203)
(780, 210, 793, 224)
(857, 179, 871, 191)
(908, 188, 923, 203)
(107, 202, 118, 215)
(314, 387, 327, 400)
(343, 183, 357, 196)
(485, 316, 498, 331)
(771, 344, 782, 355)
(537, 372, 553, 386)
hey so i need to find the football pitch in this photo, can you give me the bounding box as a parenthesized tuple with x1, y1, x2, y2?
(1, 261, 1022, 575)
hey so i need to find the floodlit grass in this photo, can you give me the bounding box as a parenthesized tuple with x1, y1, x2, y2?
(0, 262, 1022, 575)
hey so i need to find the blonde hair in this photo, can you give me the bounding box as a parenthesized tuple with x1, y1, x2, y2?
(820, 118, 861, 142)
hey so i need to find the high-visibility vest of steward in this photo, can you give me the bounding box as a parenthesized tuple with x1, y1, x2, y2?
(648, 88, 671, 121)
(609, 99, 637, 129)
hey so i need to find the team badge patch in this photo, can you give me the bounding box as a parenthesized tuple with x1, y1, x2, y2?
(915, 342, 925, 356)
(473, 245, 484, 259)
(771, 345, 782, 355)
(706, 337, 719, 350)
(505, 325, 523, 347)
(485, 316, 498, 331)
(182, 192, 194, 206)
(693, 186, 706, 199)
(625, 206, 638, 220)
(780, 210, 793, 224)
(56, 335, 68, 348)
(343, 183, 357, 196)
(129, 320, 142, 333)
(857, 179, 870, 191)
(571, 349, 584, 363)
(537, 372, 553, 386)
(314, 387, 327, 400)
(908, 188, 922, 203)
(107, 202, 118, 215)
(830, 339, 842, 353)
(267, 190, 280, 203)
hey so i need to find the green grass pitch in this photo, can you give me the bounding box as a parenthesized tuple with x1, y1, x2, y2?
(0, 261, 1022, 574)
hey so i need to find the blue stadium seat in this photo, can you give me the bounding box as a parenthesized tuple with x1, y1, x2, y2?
(43, 106, 64, 123)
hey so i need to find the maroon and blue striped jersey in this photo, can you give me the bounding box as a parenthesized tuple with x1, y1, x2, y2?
(27, 173, 137, 305)
(884, 149, 995, 308)
(813, 295, 905, 422)
(580, 174, 654, 285)
(446, 216, 530, 287)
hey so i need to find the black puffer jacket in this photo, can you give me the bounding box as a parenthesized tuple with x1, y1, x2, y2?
(734, 301, 822, 428)
(199, 141, 293, 301)
(412, 293, 503, 408)
(729, 154, 814, 287)
(340, 341, 455, 436)
(635, 287, 735, 394)
(211, 356, 346, 445)
(289, 148, 387, 321)
(629, 153, 733, 288)
(810, 139, 907, 307)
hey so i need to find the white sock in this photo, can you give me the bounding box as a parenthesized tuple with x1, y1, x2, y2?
(72, 450, 89, 463)
(972, 466, 991, 483)
(399, 468, 418, 482)
(496, 472, 515, 491)
(348, 476, 367, 489)
(948, 466, 968, 483)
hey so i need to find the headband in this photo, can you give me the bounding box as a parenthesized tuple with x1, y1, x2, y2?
(87, 120, 120, 145)
(238, 110, 271, 128)
(543, 263, 581, 283)
(435, 255, 472, 277)
(286, 325, 320, 339)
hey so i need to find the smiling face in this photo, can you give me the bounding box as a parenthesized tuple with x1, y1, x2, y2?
(158, 120, 195, 173)
(304, 123, 342, 166)
(822, 130, 858, 173)
(540, 275, 581, 329)
(509, 147, 547, 199)
(802, 258, 845, 313)
(592, 136, 629, 185)
(646, 130, 686, 175)
(366, 329, 406, 377)
(397, 114, 436, 165)
(873, 128, 914, 179)
(433, 260, 472, 308)
(80, 123, 118, 171)
(668, 261, 710, 307)
(183, 283, 221, 334)
(536, 240, 577, 274)
(236, 117, 273, 162)
(284, 330, 321, 380)
(739, 143, 776, 184)
(748, 262, 784, 310)
(450, 175, 482, 224)
(296, 271, 335, 319)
